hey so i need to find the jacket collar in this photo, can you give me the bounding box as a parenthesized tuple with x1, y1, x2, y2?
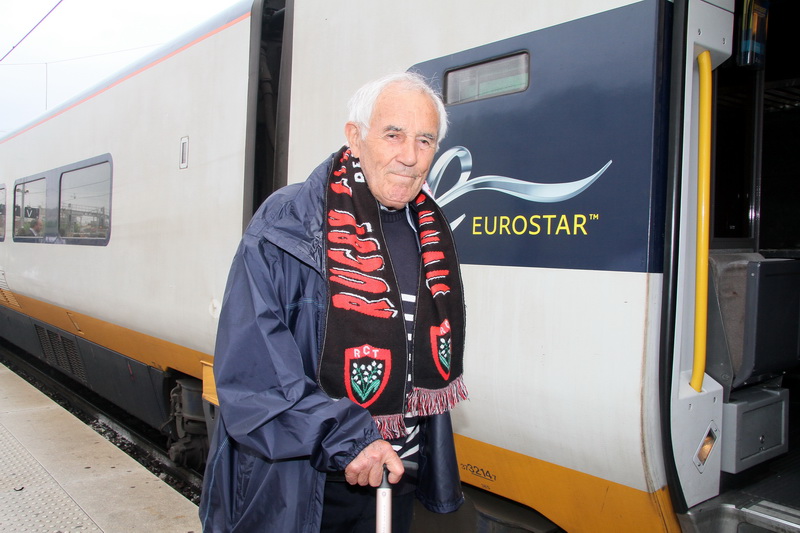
(246, 155, 332, 274)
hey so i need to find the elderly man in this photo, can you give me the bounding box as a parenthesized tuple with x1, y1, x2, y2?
(200, 72, 467, 533)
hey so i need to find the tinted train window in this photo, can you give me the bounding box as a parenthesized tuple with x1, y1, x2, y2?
(59, 162, 111, 242)
(444, 53, 529, 105)
(14, 178, 46, 239)
(0, 187, 5, 241)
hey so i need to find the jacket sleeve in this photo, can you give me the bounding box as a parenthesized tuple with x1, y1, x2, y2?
(213, 230, 381, 473)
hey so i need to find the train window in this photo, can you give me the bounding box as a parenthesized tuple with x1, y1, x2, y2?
(444, 52, 529, 105)
(0, 186, 5, 241)
(59, 162, 111, 243)
(14, 178, 46, 240)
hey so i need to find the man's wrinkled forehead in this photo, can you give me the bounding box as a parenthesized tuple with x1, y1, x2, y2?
(370, 87, 440, 137)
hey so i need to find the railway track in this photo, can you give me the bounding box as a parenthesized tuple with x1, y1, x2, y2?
(0, 339, 203, 504)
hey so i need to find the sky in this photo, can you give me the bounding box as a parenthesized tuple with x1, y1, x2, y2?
(0, 0, 244, 137)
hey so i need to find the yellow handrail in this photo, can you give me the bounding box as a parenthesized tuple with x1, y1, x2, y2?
(690, 50, 712, 393)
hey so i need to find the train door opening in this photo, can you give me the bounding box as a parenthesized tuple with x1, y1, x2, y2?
(712, 0, 800, 451)
(686, 0, 800, 527)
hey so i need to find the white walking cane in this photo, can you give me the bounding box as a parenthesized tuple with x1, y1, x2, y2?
(376, 466, 392, 533)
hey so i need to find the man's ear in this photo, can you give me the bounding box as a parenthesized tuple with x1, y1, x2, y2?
(344, 122, 362, 157)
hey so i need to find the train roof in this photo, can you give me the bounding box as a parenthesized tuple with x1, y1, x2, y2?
(0, 0, 253, 144)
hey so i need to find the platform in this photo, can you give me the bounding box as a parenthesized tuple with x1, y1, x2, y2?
(0, 362, 201, 532)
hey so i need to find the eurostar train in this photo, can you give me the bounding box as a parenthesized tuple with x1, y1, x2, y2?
(1, 1, 798, 531)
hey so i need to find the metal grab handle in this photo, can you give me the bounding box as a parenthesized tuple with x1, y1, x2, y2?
(690, 49, 713, 393)
(376, 467, 392, 533)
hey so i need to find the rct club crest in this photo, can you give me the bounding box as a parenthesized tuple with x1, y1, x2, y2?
(345, 344, 392, 408)
(430, 320, 452, 380)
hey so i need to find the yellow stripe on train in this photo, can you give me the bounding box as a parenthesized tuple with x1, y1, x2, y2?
(454, 434, 681, 533)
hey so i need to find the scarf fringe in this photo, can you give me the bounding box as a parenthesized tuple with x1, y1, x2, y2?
(373, 414, 406, 440)
(406, 375, 469, 417)
(373, 376, 469, 439)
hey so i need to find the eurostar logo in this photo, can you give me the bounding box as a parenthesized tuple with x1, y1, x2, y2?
(426, 146, 612, 230)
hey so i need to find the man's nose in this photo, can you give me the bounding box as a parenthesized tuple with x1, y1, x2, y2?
(395, 138, 418, 167)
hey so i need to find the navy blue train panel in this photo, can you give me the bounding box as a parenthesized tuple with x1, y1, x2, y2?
(414, 0, 669, 273)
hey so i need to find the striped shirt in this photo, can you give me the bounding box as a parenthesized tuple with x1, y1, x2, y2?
(380, 205, 421, 491)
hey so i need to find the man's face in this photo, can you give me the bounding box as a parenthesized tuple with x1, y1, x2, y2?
(345, 85, 439, 209)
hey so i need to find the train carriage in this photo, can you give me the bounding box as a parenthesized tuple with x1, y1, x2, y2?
(1, 1, 798, 531)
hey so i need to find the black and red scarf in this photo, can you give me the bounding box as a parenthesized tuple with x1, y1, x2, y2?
(318, 146, 468, 440)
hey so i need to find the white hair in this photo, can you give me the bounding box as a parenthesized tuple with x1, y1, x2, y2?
(347, 71, 448, 146)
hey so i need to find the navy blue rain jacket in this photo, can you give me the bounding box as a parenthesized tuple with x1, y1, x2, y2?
(199, 155, 464, 532)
